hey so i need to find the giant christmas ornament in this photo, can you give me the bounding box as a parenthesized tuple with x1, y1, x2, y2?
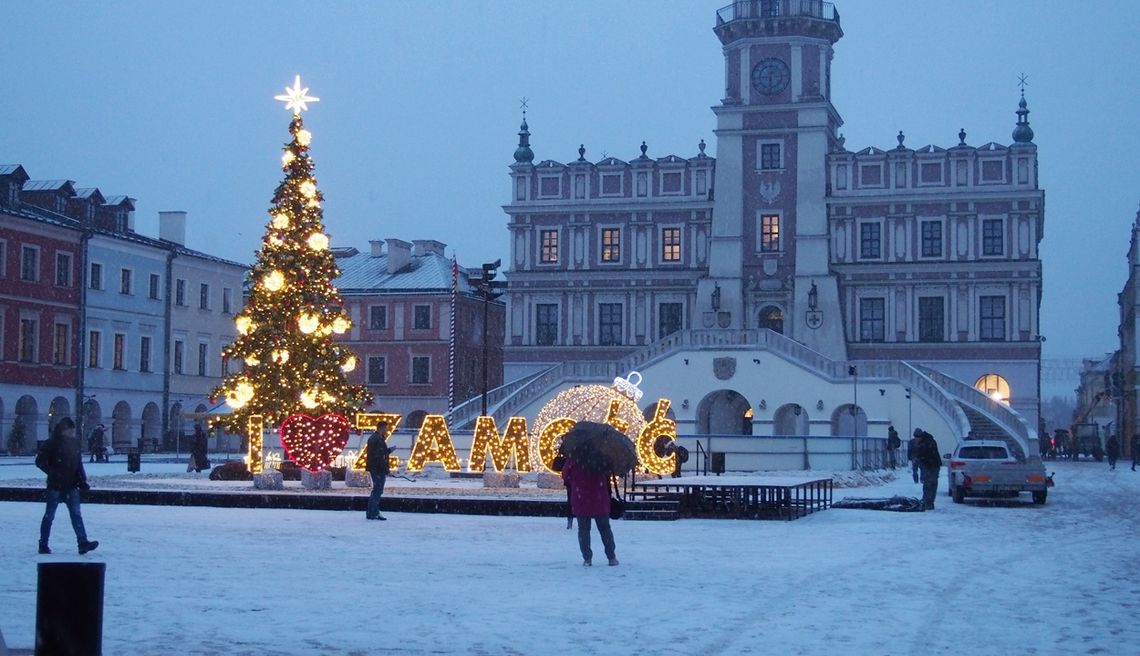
(530, 373, 647, 470)
(279, 413, 352, 473)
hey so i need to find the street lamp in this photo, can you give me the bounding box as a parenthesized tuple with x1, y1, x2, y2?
(469, 259, 506, 417)
(905, 387, 913, 440)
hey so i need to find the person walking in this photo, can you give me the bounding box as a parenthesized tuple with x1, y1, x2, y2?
(1106, 434, 1120, 471)
(913, 428, 943, 510)
(365, 423, 391, 521)
(90, 424, 107, 463)
(1131, 433, 1140, 471)
(36, 417, 99, 555)
(886, 425, 901, 470)
(561, 451, 618, 566)
(189, 424, 210, 473)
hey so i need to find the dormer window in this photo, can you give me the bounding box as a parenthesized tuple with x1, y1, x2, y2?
(980, 160, 1005, 183)
(601, 173, 623, 196)
(919, 162, 943, 185)
(661, 171, 683, 195)
(859, 164, 882, 187)
(538, 175, 561, 198)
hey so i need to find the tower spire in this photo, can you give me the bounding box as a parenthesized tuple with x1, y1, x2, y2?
(513, 97, 534, 164)
(1012, 75, 1034, 144)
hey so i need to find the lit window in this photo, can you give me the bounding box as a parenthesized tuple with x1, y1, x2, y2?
(601, 229, 621, 262)
(974, 373, 1011, 405)
(662, 228, 681, 262)
(761, 215, 780, 252)
(540, 230, 559, 263)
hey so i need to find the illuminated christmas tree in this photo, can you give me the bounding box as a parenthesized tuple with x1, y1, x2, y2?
(213, 76, 372, 434)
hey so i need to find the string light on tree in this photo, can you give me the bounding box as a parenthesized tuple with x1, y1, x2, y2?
(212, 76, 371, 452)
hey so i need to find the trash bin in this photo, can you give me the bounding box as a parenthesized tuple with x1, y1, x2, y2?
(36, 562, 106, 656)
(710, 451, 726, 475)
(127, 447, 141, 473)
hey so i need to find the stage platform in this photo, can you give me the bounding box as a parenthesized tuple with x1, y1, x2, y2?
(631, 474, 833, 520)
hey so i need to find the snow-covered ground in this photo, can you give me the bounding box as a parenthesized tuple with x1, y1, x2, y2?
(1, 460, 1137, 655)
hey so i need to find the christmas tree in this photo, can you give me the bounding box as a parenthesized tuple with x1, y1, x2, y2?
(213, 76, 372, 433)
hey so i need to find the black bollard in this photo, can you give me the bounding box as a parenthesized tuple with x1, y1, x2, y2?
(36, 562, 105, 656)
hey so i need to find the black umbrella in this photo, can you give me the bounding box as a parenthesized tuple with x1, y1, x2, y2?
(559, 421, 638, 476)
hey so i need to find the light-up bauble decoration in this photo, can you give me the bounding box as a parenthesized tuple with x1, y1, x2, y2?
(300, 390, 319, 409)
(281, 151, 296, 167)
(331, 316, 350, 334)
(300, 181, 317, 198)
(269, 235, 284, 247)
(274, 75, 320, 115)
(341, 355, 356, 373)
(262, 270, 285, 292)
(235, 316, 253, 335)
(307, 198, 321, 208)
(307, 232, 330, 251)
(297, 313, 320, 334)
(296, 129, 312, 146)
(530, 383, 645, 470)
(279, 413, 351, 473)
(244, 355, 260, 367)
(272, 212, 290, 229)
(226, 381, 255, 409)
(272, 349, 290, 364)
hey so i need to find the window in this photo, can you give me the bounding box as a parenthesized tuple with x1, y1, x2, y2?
(860, 165, 882, 187)
(515, 177, 526, 201)
(149, 273, 161, 300)
(636, 172, 648, 197)
(21, 246, 38, 281)
(540, 230, 559, 263)
(413, 305, 431, 330)
(859, 298, 885, 342)
(835, 164, 848, 190)
(535, 304, 558, 346)
(601, 174, 622, 195)
(956, 160, 969, 185)
(894, 162, 907, 188)
(222, 288, 233, 314)
(19, 318, 37, 361)
(174, 340, 184, 374)
(198, 343, 208, 376)
(120, 268, 132, 295)
(662, 228, 681, 262)
(367, 357, 387, 384)
(88, 331, 101, 367)
(53, 323, 69, 365)
(859, 223, 881, 259)
(55, 253, 72, 287)
(1017, 158, 1029, 184)
(920, 162, 942, 184)
(140, 336, 151, 372)
(199, 283, 210, 310)
(601, 229, 621, 262)
(658, 302, 683, 339)
(175, 279, 186, 306)
(918, 297, 944, 342)
(369, 305, 387, 330)
(113, 333, 125, 369)
(598, 303, 622, 346)
(974, 373, 1011, 404)
(982, 219, 1003, 256)
(411, 356, 430, 384)
(696, 170, 707, 196)
(760, 215, 780, 252)
(760, 143, 781, 170)
(661, 172, 682, 194)
(89, 263, 103, 290)
(920, 220, 942, 258)
(574, 174, 585, 199)
(979, 296, 1006, 341)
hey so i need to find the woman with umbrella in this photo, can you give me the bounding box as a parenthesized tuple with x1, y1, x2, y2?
(560, 422, 637, 567)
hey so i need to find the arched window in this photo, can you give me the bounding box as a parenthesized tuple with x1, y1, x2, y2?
(759, 306, 784, 334)
(974, 374, 1011, 405)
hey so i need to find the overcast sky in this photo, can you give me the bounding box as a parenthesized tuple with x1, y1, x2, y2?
(4, 0, 1137, 384)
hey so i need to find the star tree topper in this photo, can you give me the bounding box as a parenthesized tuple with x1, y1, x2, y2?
(275, 75, 320, 114)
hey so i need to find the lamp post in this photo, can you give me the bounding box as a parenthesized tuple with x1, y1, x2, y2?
(469, 260, 506, 417)
(905, 387, 913, 440)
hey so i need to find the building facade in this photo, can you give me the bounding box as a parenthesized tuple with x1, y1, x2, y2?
(501, 0, 1043, 432)
(335, 238, 504, 425)
(1115, 210, 1140, 454)
(0, 164, 246, 450)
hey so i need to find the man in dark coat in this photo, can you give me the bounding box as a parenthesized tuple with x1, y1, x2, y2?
(190, 424, 209, 472)
(90, 424, 106, 463)
(1106, 434, 1120, 470)
(913, 428, 943, 510)
(1131, 433, 1140, 472)
(36, 417, 99, 555)
(886, 425, 901, 469)
(365, 423, 391, 521)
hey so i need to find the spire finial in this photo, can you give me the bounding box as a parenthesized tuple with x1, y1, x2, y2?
(639, 141, 648, 159)
(578, 144, 586, 161)
(698, 138, 706, 156)
(513, 99, 534, 164)
(896, 130, 905, 149)
(958, 128, 967, 146)
(1012, 78, 1034, 144)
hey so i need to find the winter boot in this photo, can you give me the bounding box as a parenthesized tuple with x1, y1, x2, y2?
(78, 540, 99, 555)
(608, 557, 620, 566)
(38, 542, 51, 555)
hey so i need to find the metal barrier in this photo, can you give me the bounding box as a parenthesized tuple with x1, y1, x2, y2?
(682, 434, 890, 472)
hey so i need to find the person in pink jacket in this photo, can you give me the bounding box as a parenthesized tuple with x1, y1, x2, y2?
(561, 456, 619, 566)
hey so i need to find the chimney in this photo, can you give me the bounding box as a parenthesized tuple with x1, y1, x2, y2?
(159, 211, 187, 245)
(386, 238, 412, 274)
(412, 240, 447, 257)
(369, 240, 385, 257)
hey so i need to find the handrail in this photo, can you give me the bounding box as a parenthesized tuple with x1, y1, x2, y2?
(716, 0, 839, 26)
(446, 369, 546, 428)
(912, 364, 1035, 454)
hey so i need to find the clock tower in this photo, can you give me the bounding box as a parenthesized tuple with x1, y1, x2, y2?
(702, 1, 847, 359)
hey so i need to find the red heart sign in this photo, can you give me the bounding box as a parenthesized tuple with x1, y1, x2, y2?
(279, 413, 352, 473)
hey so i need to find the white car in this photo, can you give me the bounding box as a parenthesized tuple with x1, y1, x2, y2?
(947, 441, 1049, 505)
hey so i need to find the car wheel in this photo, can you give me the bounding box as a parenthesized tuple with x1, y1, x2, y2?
(952, 486, 965, 504)
(1032, 490, 1047, 505)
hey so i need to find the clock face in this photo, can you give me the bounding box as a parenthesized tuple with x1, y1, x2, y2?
(752, 58, 790, 95)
